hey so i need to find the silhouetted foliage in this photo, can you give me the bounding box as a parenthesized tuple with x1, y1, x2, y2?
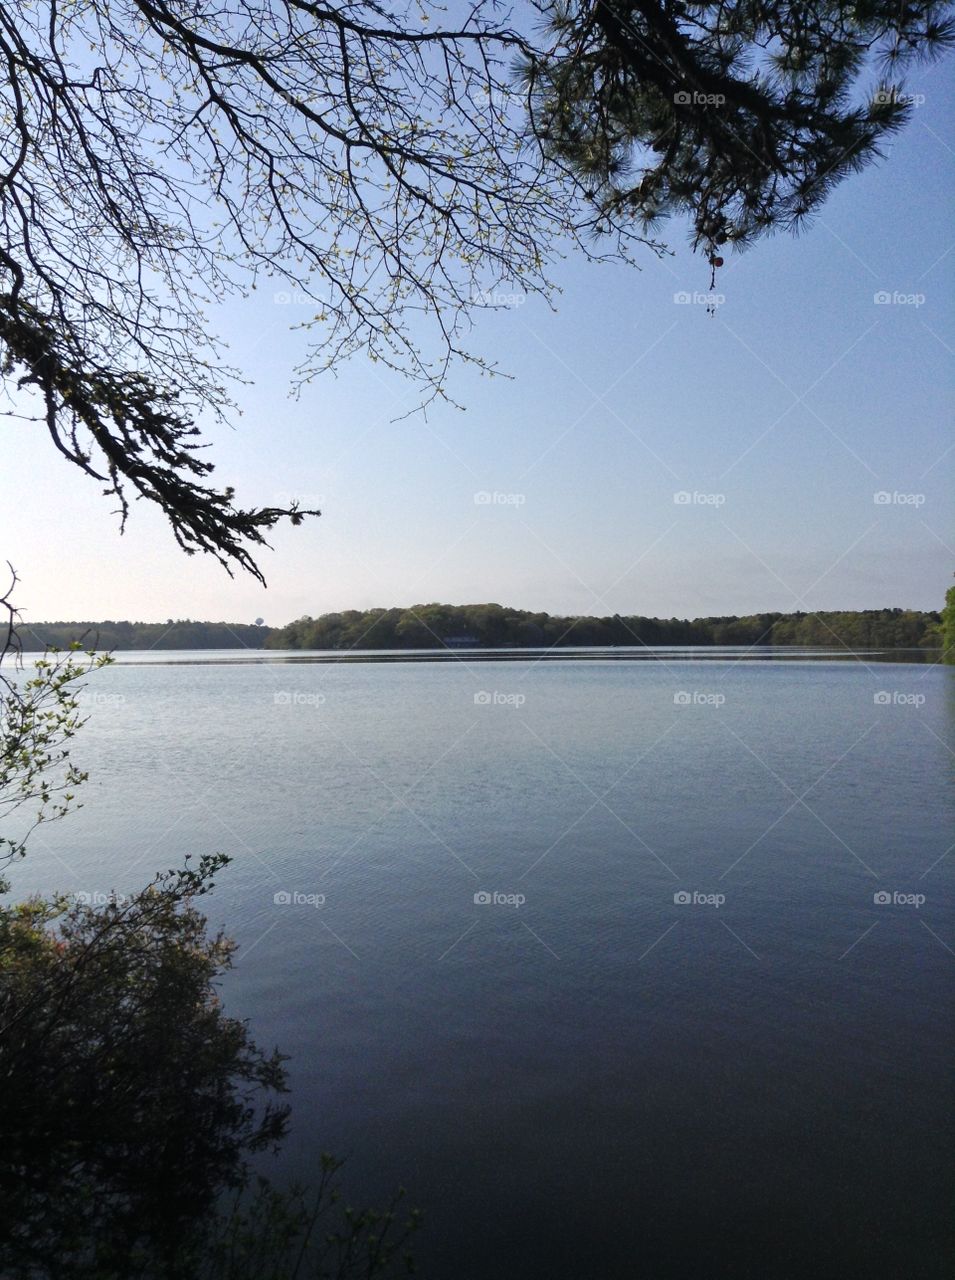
(0, 593, 420, 1278)
(526, 0, 955, 255)
(0, 566, 108, 870)
(0, 854, 420, 1280)
(0, 0, 630, 577)
(0, 855, 290, 1279)
(4, 2, 948, 576)
(206, 1163, 419, 1280)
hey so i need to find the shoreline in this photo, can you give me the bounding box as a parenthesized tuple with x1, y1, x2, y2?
(54, 645, 943, 666)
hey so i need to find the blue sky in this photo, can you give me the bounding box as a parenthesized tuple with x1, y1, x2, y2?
(3, 58, 952, 628)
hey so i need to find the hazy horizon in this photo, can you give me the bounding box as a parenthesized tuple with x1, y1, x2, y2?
(15, 599, 946, 628)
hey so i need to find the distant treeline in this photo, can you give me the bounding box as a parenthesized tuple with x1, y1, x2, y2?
(945, 585, 955, 662)
(17, 620, 271, 651)
(265, 605, 943, 651)
(16, 606, 946, 653)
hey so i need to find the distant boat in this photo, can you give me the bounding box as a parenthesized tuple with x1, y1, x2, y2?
(442, 634, 480, 648)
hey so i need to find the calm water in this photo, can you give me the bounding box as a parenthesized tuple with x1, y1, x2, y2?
(11, 651, 955, 1277)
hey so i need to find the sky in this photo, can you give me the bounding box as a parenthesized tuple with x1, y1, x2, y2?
(2, 59, 953, 628)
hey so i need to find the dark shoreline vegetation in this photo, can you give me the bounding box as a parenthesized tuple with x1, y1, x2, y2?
(0, 637, 419, 1279)
(18, 605, 948, 653)
(2, 0, 952, 1270)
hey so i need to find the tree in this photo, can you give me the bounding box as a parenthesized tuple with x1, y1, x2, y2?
(0, 854, 421, 1280)
(0, 577, 288, 1275)
(0, 0, 633, 580)
(4, 4, 948, 582)
(0, 592, 419, 1278)
(941, 583, 955, 663)
(525, 0, 954, 256)
(0, 566, 107, 875)
(0, 855, 289, 1279)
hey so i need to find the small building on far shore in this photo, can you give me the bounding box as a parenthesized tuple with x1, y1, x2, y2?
(442, 634, 480, 648)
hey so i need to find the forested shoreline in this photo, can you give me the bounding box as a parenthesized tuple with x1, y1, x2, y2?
(18, 607, 944, 652)
(17, 620, 270, 651)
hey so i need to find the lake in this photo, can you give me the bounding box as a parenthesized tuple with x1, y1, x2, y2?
(11, 649, 954, 1278)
